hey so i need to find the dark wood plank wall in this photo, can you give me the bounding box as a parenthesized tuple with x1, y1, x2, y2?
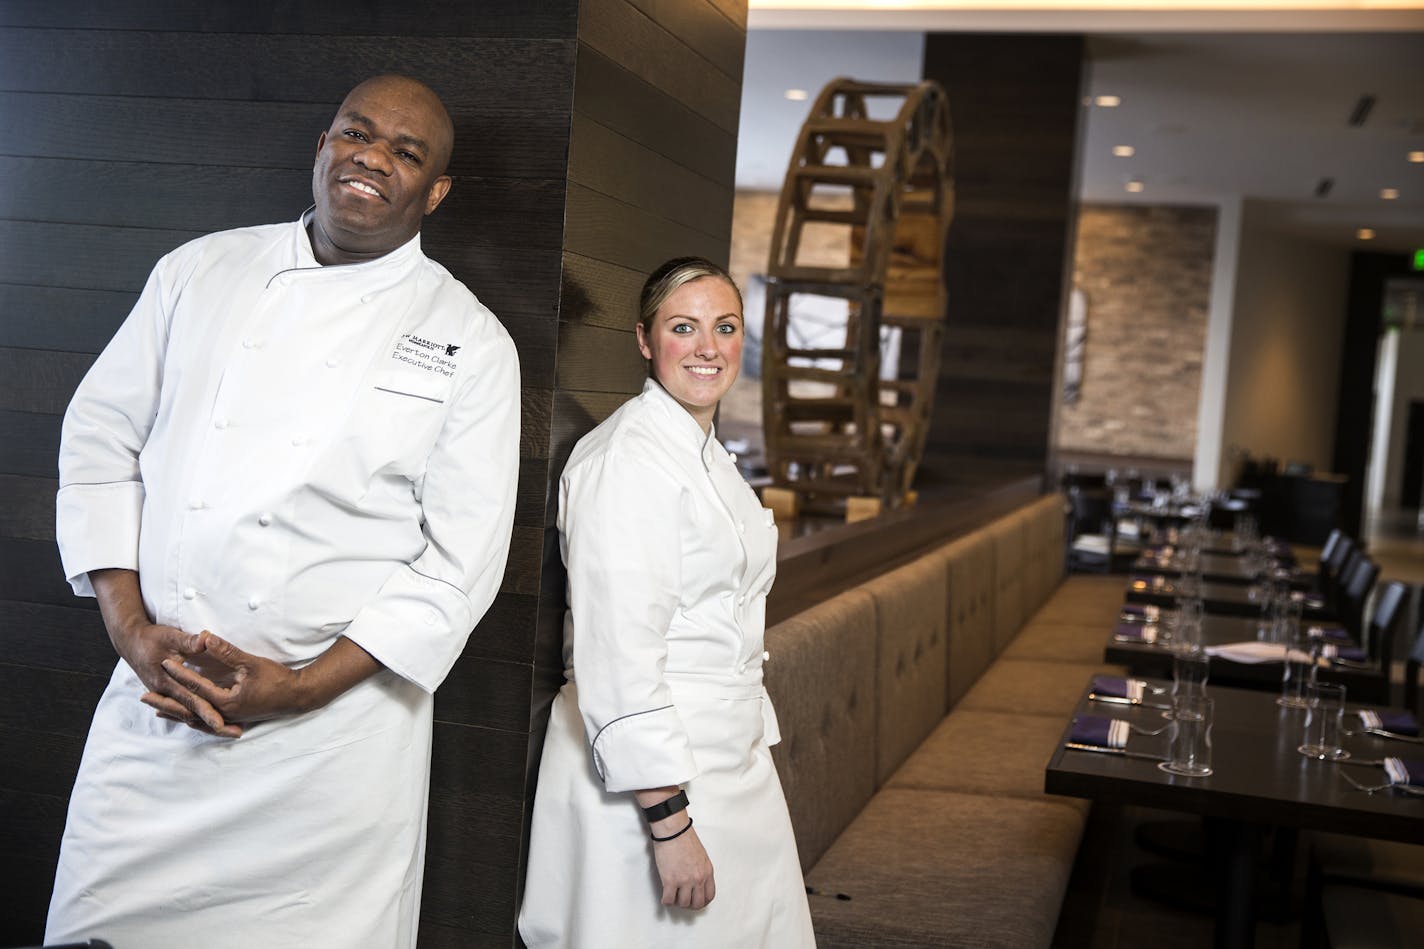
(0, 1, 747, 945)
(0, 3, 582, 946)
(529, 0, 748, 867)
(919, 34, 1086, 488)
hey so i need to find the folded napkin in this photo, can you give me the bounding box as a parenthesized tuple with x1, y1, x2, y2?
(1359, 710, 1421, 737)
(1113, 623, 1158, 644)
(1121, 603, 1160, 623)
(1091, 675, 1147, 701)
(1322, 643, 1368, 663)
(1384, 758, 1424, 788)
(1070, 715, 1129, 749)
(1205, 641, 1313, 665)
(1308, 624, 1352, 644)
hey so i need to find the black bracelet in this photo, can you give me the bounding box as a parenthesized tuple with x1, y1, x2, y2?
(641, 789, 689, 824)
(651, 816, 694, 843)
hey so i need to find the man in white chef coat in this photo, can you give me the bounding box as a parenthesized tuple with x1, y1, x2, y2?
(44, 75, 520, 949)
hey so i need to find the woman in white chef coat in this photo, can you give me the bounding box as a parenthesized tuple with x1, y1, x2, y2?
(518, 258, 816, 947)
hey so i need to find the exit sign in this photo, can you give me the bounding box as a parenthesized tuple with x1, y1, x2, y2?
(1415, 248, 1424, 270)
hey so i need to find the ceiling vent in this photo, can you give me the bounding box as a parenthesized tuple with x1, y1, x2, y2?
(1315, 177, 1334, 198)
(1348, 95, 1376, 127)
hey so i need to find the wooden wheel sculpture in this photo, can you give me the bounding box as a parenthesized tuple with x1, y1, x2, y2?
(761, 78, 952, 510)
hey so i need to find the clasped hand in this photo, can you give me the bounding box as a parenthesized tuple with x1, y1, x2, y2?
(126, 625, 304, 738)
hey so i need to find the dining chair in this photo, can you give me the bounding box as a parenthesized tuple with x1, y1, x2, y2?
(1325, 538, 1358, 610)
(1339, 556, 1381, 641)
(1404, 610, 1424, 718)
(1330, 545, 1364, 615)
(1310, 528, 1343, 591)
(1345, 580, 1409, 706)
(1065, 488, 1115, 574)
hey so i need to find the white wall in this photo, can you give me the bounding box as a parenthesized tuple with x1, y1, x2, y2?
(1215, 200, 1352, 484)
(1193, 196, 1241, 490)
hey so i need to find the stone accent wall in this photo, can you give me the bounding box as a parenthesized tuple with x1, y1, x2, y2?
(1055, 204, 1217, 462)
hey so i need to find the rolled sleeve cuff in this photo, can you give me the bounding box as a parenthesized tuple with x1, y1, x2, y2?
(590, 705, 700, 793)
(55, 482, 146, 597)
(342, 567, 474, 693)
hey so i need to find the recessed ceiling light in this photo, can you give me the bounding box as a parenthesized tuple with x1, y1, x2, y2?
(1095, 95, 1121, 108)
(1409, 151, 1424, 163)
(1381, 188, 1400, 200)
(1126, 179, 1145, 193)
(784, 89, 808, 102)
(1112, 145, 1135, 158)
(1357, 228, 1376, 240)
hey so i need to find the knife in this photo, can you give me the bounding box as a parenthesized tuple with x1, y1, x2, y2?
(1089, 693, 1173, 712)
(1065, 742, 1168, 762)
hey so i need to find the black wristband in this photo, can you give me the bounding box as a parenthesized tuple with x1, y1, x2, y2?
(651, 816, 694, 843)
(641, 789, 689, 824)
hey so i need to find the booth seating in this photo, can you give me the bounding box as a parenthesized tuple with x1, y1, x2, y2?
(765, 493, 1129, 948)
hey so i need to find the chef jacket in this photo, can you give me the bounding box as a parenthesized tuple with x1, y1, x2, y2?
(557, 378, 779, 793)
(55, 211, 520, 691)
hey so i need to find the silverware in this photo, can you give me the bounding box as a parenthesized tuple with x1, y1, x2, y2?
(1338, 758, 1391, 767)
(1065, 742, 1168, 762)
(1362, 728, 1424, 744)
(1089, 693, 1172, 712)
(1338, 769, 1424, 797)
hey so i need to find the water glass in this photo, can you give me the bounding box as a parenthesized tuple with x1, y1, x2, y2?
(1169, 652, 1210, 716)
(1298, 682, 1350, 760)
(1173, 599, 1204, 654)
(1159, 694, 1214, 777)
(1276, 633, 1316, 709)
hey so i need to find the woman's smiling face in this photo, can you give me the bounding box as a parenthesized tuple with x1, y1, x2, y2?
(636, 276, 743, 432)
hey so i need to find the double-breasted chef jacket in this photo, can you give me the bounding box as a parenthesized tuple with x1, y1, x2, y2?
(46, 212, 520, 949)
(518, 379, 815, 948)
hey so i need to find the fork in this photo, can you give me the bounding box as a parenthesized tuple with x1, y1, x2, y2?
(1338, 769, 1424, 796)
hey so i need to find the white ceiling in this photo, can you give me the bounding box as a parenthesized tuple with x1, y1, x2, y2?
(734, 15, 1424, 253)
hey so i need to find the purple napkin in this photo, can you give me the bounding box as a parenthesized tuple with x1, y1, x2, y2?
(1385, 758, 1424, 788)
(1113, 623, 1157, 644)
(1070, 715, 1128, 749)
(1309, 624, 1351, 644)
(1324, 644, 1368, 663)
(1122, 603, 1150, 618)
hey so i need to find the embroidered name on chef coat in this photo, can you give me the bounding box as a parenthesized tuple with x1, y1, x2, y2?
(391, 334, 460, 377)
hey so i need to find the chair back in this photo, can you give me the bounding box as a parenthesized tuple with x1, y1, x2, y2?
(1325, 537, 1357, 606)
(1067, 489, 1112, 538)
(1317, 528, 1342, 570)
(1405, 612, 1424, 718)
(1340, 557, 1380, 639)
(1366, 581, 1408, 671)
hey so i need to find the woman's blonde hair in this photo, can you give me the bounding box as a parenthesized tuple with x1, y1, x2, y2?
(638, 257, 743, 333)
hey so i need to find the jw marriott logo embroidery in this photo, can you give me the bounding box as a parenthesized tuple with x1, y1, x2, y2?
(391, 334, 459, 377)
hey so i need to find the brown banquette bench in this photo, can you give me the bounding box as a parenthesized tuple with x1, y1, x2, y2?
(764, 493, 1129, 948)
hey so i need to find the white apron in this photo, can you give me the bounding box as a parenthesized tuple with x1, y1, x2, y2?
(519, 380, 815, 948)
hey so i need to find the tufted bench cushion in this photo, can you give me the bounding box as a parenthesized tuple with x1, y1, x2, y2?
(1001, 621, 1112, 665)
(805, 788, 1086, 949)
(765, 587, 880, 871)
(864, 553, 950, 783)
(989, 513, 1028, 655)
(938, 529, 997, 708)
(885, 708, 1091, 817)
(958, 657, 1125, 718)
(1029, 574, 1128, 627)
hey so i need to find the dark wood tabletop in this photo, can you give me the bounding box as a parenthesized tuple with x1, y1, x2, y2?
(1123, 575, 1327, 620)
(1130, 551, 1256, 585)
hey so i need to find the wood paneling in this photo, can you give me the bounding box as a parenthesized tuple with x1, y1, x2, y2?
(920, 34, 1084, 484)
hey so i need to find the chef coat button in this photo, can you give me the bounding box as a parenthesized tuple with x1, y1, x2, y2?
(247, 597, 261, 611)
(361, 293, 376, 304)
(258, 513, 273, 527)
(729, 452, 739, 464)
(291, 434, 308, 447)
(188, 499, 206, 511)
(213, 417, 229, 430)
(241, 338, 255, 349)
(738, 521, 746, 534)
(763, 650, 771, 662)
(737, 594, 746, 605)
(183, 587, 196, 600)
(737, 663, 747, 674)
(325, 356, 340, 368)
(424, 610, 438, 626)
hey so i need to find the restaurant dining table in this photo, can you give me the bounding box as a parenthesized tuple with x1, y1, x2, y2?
(1123, 574, 1328, 621)
(1103, 610, 1389, 703)
(1045, 678, 1424, 948)
(1130, 551, 1257, 585)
